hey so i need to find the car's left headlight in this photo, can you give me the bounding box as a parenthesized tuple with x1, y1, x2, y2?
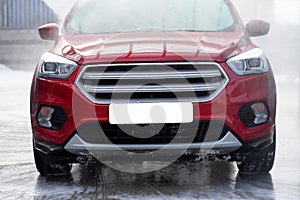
(226, 48, 269, 76)
(38, 52, 78, 79)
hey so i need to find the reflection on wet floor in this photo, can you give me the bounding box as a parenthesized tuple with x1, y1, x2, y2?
(31, 162, 276, 199)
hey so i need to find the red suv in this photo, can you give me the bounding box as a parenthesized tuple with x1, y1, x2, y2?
(31, 0, 276, 175)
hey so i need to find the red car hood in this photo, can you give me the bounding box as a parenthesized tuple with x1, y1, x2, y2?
(52, 31, 252, 64)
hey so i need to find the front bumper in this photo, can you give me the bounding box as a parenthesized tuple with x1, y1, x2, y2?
(30, 61, 276, 145)
(34, 126, 274, 164)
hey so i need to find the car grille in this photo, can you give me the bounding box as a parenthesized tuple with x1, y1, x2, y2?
(76, 121, 228, 145)
(75, 62, 229, 103)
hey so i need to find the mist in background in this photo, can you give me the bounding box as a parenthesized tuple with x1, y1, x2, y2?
(33, 0, 300, 78)
(232, 0, 300, 79)
(0, 0, 299, 99)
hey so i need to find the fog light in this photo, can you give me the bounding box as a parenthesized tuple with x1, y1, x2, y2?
(37, 106, 54, 128)
(238, 101, 269, 127)
(251, 102, 269, 125)
(37, 106, 67, 130)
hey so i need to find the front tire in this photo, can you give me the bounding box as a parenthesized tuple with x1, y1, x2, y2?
(33, 146, 72, 176)
(237, 133, 276, 175)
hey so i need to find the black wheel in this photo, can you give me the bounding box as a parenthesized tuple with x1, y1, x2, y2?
(237, 133, 276, 175)
(33, 146, 72, 176)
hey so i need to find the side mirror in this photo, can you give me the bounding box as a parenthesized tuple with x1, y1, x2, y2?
(38, 23, 59, 40)
(246, 20, 270, 37)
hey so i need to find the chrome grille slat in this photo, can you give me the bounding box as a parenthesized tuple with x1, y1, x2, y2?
(75, 62, 229, 104)
(84, 82, 221, 93)
(82, 70, 221, 80)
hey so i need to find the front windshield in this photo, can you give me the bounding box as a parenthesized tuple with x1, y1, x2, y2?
(65, 0, 238, 34)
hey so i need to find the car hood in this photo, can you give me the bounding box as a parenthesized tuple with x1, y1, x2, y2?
(51, 31, 253, 64)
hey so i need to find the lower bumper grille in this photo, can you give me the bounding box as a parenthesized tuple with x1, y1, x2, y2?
(76, 121, 228, 145)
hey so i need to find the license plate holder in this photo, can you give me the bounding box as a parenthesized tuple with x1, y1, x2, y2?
(109, 102, 193, 124)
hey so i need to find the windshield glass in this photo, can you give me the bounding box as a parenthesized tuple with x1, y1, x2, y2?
(65, 0, 238, 34)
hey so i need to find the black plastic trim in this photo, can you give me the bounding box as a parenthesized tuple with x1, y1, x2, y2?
(238, 101, 270, 127)
(33, 139, 78, 164)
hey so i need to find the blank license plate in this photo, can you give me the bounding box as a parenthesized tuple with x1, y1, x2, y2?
(109, 102, 193, 124)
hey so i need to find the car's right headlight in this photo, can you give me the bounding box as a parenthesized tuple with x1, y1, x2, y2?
(38, 52, 78, 79)
(226, 48, 269, 76)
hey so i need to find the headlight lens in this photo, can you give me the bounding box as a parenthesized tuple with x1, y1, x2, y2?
(226, 48, 269, 76)
(38, 52, 77, 79)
